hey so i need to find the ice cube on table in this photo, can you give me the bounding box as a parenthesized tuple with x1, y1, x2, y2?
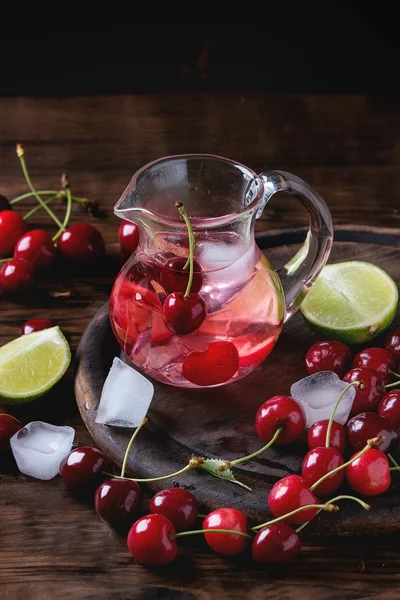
(10, 421, 75, 480)
(95, 357, 154, 428)
(290, 371, 356, 429)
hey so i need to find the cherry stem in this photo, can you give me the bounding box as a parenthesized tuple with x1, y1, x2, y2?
(108, 456, 204, 483)
(325, 381, 359, 447)
(251, 503, 338, 532)
(310, 437, 384, 492)
(218, 427, 282, 472)
(384, 380, 400, 389)
(23, 195, 59, 220)
(295, 494, 370, 533)
(52, 184, 72, 242)
(11, 190, 88, 205)
(388, 453, 400, 469)
(389, 369, 400, 379)
(176, 202, 195, 298)
(119, 418, 148, 479)
(197, 513, 207, 518)
(173, 529, 252, 540)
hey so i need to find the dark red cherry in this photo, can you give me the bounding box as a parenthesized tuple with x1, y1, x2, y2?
(346, 448, 391, 496)
(384, 328, 400, 360)
(268, 475, 318, 525)
(346, 412, 399, 454)
(59, 446, 106, 489)
(307, 420, 346, 453)
(14, 229, 56, 270)
(301, 446, 344, 496)
(343, 367, 385, 414)
(0, 211, 28, 256)
(0, 258, 35, 294)
(57, 223, 105, 264)
(127, 514, 177, 565)
(162, 291, 206, 335)
(203, 508, 248, 556)
(160, 257, 203, 294)
(255, 396, 305, 445)
(0, 195, 11, 211)
(352, 347, 396, 381)
(150, 487, 198, 532)
(118, 221, 139, 257)
(379, 390, 400, 427)
(20, 318, 54, 335)
(305, 340, 352, 377)
(94, 478, 142, 527)
(0, 414, 23, 452)
(252, 522, 301, 563)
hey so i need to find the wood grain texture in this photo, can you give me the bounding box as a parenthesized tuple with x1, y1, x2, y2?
(1, 93, 400, 599)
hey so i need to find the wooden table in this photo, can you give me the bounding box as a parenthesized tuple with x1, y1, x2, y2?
(0, 93, 399, 599)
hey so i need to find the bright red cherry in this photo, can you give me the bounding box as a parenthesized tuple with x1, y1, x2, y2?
(0, 258, 35, 294)
(305, 340, 352, 377)
(345, 448, 391, 496)
(252, 522, 301, 563)
(268, 475, 318, 525)
(118, 221, 139, 257)
(160, 257, 203, 294)
(127, 514, 177, 565)
(255, 396, 305, 445)
(182, 341, 240, 386)
(384, 328, 400, 360)
(0, 195, 11, 211)
(202, 508, 248, 556)
(150, 488, 198, 532)
(57, 223, 105, 264)
(94, 478, 142, 527)
(59, 446, 106, 489)
(379, 390, 400, 427)
(0, 211, 28, 256)
(162, 291, 206, 335)
(307, 420, 346, 454)
(0, 414, 23, 452)
(346, 412, 398, 454)
(14, 229, 56, 270)
(301, 447, 344, 496)
(352, 347, 396, 381)
(20, 318, 54, 335)
(343, 367, 385, 414)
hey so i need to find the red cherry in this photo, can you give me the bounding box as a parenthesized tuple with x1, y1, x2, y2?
(14, 229, 56, 270)
(252, 522, 301, 563)
(127, 514, 177, 565)
(255, 396, 305, 445)
(118, 221, 139, 257)
(384, 328, 400, 360)
(301, 447, 344, 496)
(20, 318, 54, 335)
(343, 367, 385, 414)
(0, 258, 35, 294)
(352, 347, 396, 381)
(379, 390, 400, 427)
(150, 488, 198, 532)
(0, 211, 28, 256)
(203, 508, 248, 556)
(268, 475, 318, 525)
(307, 420, 346, 453)
(345, 448, 391, 496)
(0, 195, 11, 211)
(305, 340, 352, 377)
(59, 446, 106, 489)
(162, 291, 206, 335)
(182, 341, 239, 386)
(94, 478, 142, 527)
(160, 257, 203, 294)
(346, 412, 398, 453)
(0, 414, 23, 452)
(57, 223, 105, 264)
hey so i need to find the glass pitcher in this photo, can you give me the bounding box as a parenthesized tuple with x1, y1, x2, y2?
(110, 154, 333, 388)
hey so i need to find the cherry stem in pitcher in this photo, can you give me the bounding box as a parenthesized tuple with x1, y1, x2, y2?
(119, 418, 148, 479)
(325, 381, 359, 447)
(176, 201, 195, 298)
(218, 427, 282, 471)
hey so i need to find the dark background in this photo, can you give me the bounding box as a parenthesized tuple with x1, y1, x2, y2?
(1, 3, 399, 96)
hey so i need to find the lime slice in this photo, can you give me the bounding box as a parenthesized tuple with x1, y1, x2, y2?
(300, 261, 398, 344)
(0, 326, 71, 403)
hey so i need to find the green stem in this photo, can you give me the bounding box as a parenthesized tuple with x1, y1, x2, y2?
(23, 195, 59, 220)
(385, 380, 400, 389)
(388, 453, 400, 469)
(52, 187, 72, 242)
(0, 257, 11, 264)
(326, 382, 359, 447)
(10, 190, 60, 204)
(173, 528, 252, 540)
(176, 202, 195, 299)
(219, 427, 282, 471)
(197, 513, 207, 518)
(295, 494, 370, 533)
(110, 463, 193, 483)
(251, 503, 336, 532)
(389, 369, 400, 379)
(119, 418, 148, 479)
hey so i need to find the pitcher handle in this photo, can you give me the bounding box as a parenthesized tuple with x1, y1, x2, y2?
(257, 170, 333, 322)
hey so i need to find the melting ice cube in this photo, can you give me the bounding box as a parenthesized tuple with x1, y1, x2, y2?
(10, 421, 75, 480)
(290, 371, 356, 429)
(199, 241, 256, 286)
(95, 357, 154, 428)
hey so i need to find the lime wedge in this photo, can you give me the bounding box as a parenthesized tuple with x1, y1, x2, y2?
(300, 261, 398, 344)
(0, 326, 71, 403)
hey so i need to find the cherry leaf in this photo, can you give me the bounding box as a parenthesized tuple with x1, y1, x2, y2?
(200, 458, 252, 491)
